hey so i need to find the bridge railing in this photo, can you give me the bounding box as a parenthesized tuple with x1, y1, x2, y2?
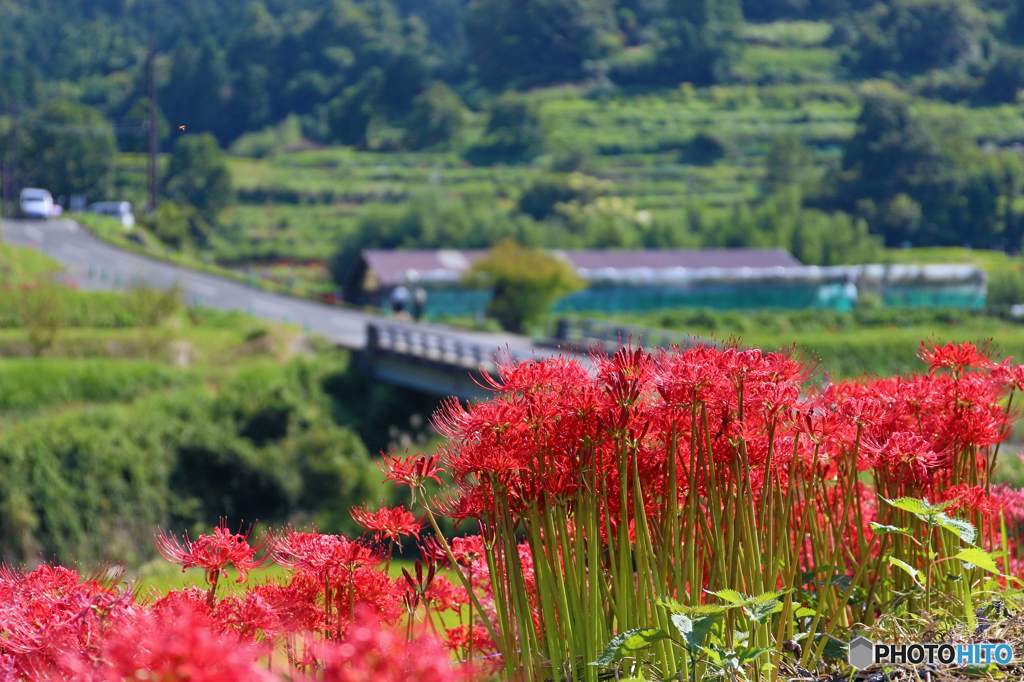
(367, 322, 500, 373)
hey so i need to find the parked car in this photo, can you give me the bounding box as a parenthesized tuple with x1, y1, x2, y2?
(87, 201, 135, 229)
(19, 188, 53, 219)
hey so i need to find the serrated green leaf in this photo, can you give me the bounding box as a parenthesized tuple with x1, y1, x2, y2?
(657, 598, 731, 616)
(794, 606, 816, 618)
(591, 628, 671, 667)
(671, 612, 719, 653)
(711, 589, 746, 604)
(955, 547, 1001, 574)
(870, 522, 912, 536)
(936, 513, 977, 544)
(888, 556, 923, 583)
(746, 600, 777, 624)
(752, 589, 790, 604)
(883, 496, 954, 517)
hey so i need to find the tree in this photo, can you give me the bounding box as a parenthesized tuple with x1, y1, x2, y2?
(1006, 0, 1024, 44)
(465, 0, 616, 89)
(327, 68, 385, 147)
(402, 82, 467, 150)
(466, 93, 546, 163)
(839, 95, 943, 207)
(518, 172, 612, 220)
(20, 100, 115, 202)
(979, 46, 1024, 103)
(162, 133, 232, 223)
(463, 239, 585, 333)
(144, 201, 212, 249)
(652, 0, 743, 85)
(161, 38, 234, 144)
(845, 0, 982, 76)
(763, 132, 814, 194)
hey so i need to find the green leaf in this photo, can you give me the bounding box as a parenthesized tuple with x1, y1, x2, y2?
(870, 522, 912, 536)
(936, 513, 977, 545)
(828, 575, 852, 591)
(737, 647, 773, 664)
(591, 628, 671, 667)
(671, 612, 719, 653)
(708, 588, 790, 607)
(883, 496, 953, 517)
(816, 634, 848, 660)
(657, 598, 731, 616)
(955, 547, 1001, 574)
(711, 589, 746, 604)
(888, 556, 923, 583)
(794, 606, 817, 618)
(746, 600, 778, 624)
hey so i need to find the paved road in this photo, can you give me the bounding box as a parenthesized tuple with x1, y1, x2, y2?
(0, 218, 541, 362)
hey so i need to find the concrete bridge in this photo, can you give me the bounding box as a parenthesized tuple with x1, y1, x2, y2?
(0, 218, 556, 400)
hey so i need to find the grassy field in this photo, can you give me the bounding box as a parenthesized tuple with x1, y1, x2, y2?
(135, 556, 469, 629)
(575, 307, 1024, 378)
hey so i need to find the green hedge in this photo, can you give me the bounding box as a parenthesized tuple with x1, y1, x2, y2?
(0, 359, 382, 566)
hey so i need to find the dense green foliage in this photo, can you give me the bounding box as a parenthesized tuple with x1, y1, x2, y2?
(0, 244, 424, 566)
(16, 100, 116, 202)
(0, 359, 381, 565)
(463, 239, 586, 332)
(162, 133, 233, 222)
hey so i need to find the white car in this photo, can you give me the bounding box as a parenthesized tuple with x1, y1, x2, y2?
(19, 188, 53, 219)
(87, 201, 135, 229)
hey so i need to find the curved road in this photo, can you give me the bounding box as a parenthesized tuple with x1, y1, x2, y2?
(0, 218, 542, 362)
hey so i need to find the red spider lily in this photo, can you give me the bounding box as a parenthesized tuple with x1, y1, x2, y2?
(862, 432, 949, 487)
(992, 483, 1024, 524)
(379, 451, 445, 491)
(155, 520, 268, 587)
(0, 564, 136, 679)
(939, 484, 998, 516)
(100, 601, 277, 682)
(270, 531, 381, 579)
(993, 358, 1024, 392)
(919, 339, 996, 374)
(315, 605, 476, 682)
(350, 503, 425, 548)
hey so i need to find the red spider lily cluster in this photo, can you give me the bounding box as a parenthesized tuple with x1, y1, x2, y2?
(5, 339, 1024, 682)
(0, 520, 481, 682)
(406, 340, 1024, 680)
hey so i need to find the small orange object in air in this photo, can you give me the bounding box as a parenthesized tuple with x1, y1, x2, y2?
(179, 125, 185, 131)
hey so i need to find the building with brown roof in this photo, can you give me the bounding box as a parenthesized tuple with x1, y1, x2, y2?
(344, 248, 986, 318)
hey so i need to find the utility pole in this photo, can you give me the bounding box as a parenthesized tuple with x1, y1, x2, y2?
(146, 50, 158, 216)
(4, 110, 17, 219)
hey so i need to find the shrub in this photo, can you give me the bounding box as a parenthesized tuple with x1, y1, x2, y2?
(517, 172, 613, 220)
(0, 359, 379, 565)
(465, 94, 546, 164)
(402, 82, 468, 151)
(463, 239, 585, 333)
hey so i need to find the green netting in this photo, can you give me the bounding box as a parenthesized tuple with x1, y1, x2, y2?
(422, 288, 491, 318)
(418, 282, 985, 318)
(882, 285, 986, 310)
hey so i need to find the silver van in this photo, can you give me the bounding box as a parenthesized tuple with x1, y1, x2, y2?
(88, 201, 135, 229)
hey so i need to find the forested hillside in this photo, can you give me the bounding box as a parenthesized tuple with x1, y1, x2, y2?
(6, 0, 1024, 280)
